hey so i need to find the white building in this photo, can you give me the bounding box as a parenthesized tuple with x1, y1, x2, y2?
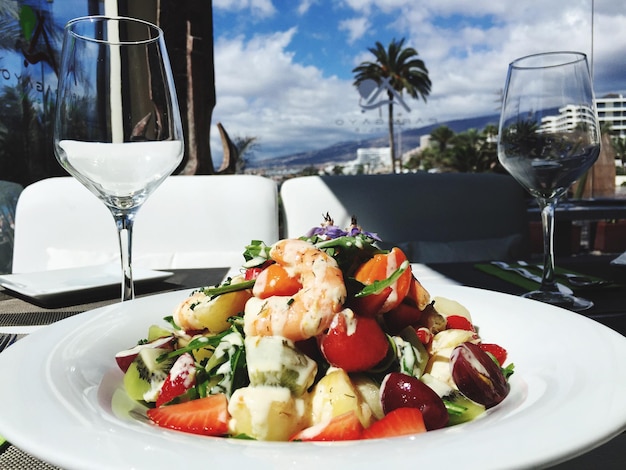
(596, 94, 626, 137)
(538, 94, 626, 136)
(540, 104, 598, 133)
(343, 147, 391, 174)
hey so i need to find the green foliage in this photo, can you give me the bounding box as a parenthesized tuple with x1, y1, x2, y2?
(402, 124, 505, 174)
(612, 136, 626, 161)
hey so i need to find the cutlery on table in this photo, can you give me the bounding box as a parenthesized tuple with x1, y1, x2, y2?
(490, 261, 573, 295)
(516, 261, 610, 288)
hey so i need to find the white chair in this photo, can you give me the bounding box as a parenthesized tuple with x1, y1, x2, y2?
(12, 175, 279, 272)
(280, 173, 530, 263)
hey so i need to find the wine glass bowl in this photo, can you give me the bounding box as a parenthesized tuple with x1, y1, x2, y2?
(54, 16, 184, 301)
(498, 52, 600, 311)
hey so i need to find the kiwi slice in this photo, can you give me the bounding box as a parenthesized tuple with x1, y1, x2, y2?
(123, 347, 174, 402)
(445, 391, 486, 426)
(147, 325, 174, 342)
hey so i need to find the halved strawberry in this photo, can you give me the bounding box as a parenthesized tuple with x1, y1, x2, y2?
(415, 327, 432, 345)
(244, 267, 263, 280)
(479, 343, 508, 366)
(147, 393, 230, 436)
(155, 353, 197, 407)
(446, 315, 475, 331)
(362, 407, 426, 440)
(290, 411, 364, 441)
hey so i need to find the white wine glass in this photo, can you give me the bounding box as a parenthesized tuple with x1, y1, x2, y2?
(54, 16, 184, 301)
(498, 51, 600, 311)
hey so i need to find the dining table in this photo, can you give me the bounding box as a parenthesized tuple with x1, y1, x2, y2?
(0, 256, 624, 469)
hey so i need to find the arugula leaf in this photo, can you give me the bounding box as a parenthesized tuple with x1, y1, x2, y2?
(163, 315, 181, 330)
(199, 279, 255, 298)
(501, 362, 515, 380)
(310, 234, 384, 276)
(242, 240, 271, 267)
(157, 329, 233, 362)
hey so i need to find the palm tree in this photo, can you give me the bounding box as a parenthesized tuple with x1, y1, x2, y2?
(0, 1, 20, 51)
(429, 125, 455, 154)
(233, 136, 259, 173)
(353, 38, 431, 173)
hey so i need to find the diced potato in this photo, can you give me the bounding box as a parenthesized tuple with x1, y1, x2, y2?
(310, 369, 373, 428)
(176, 276, 252, 332)
(433, 296, 472, 322)
(429, 328, 477, 355)
(228, 386, 309, 441)
(425, 348, 456, 387)
(351, 374, 384, 420)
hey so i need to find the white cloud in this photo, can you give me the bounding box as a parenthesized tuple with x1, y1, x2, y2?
(213, 0, 276, 17)
(212, 30, 362, 164)
(339, 17, 371, 44)
(210, 0, 626, 164)
(296, 0, 318, 15)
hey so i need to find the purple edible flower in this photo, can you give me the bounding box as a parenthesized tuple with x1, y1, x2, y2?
(305, 213, 381, 241)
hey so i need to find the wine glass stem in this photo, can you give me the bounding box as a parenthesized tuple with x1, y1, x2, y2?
(114, 212, 136, 302)
(538, 197, 559, 293)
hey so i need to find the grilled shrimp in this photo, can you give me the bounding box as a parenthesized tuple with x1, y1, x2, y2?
(244, 239, 347, 341)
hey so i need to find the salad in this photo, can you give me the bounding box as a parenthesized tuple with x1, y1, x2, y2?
(115, 215, 514, 441)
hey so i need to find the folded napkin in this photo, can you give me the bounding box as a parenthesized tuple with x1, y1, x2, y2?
(476, 262, 614, 292)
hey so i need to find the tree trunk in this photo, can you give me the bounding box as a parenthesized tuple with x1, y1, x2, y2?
(387, 94, 396, 173)
(591, 133, 616, 198)
(573, 133, 616, 198)
(157, 0, 216, 175)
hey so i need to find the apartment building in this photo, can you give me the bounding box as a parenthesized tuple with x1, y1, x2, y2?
(538, 94, 626, 137)
(596, 93, 626, 137)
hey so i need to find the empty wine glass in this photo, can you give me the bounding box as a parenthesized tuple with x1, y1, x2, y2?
(54, 16, 184, 301)
(498, 51, 600, 311)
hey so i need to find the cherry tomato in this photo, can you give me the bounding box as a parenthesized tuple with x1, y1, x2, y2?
(319, 310, 389, 372)
(354, 247, 412, 313)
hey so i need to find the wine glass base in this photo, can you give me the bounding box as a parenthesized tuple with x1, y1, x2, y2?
(522, 290, 593, 312)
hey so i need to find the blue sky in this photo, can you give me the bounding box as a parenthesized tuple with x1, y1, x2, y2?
(209, 0, 626, 164)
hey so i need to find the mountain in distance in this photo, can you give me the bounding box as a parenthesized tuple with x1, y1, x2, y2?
(248, 113, 501, 169)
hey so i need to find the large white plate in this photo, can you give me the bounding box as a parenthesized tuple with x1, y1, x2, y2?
(0, 264, 172, 304)
(0, 285, 625, 470)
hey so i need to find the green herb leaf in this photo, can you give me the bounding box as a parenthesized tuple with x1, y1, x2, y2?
(502, 362, 515, 380)
(157, 329, 233, 362)
(163, 315, 181, 330)
(199, 279, 255, 297)
(443, 399, 468, 416)
(242, 240, 272, 267)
